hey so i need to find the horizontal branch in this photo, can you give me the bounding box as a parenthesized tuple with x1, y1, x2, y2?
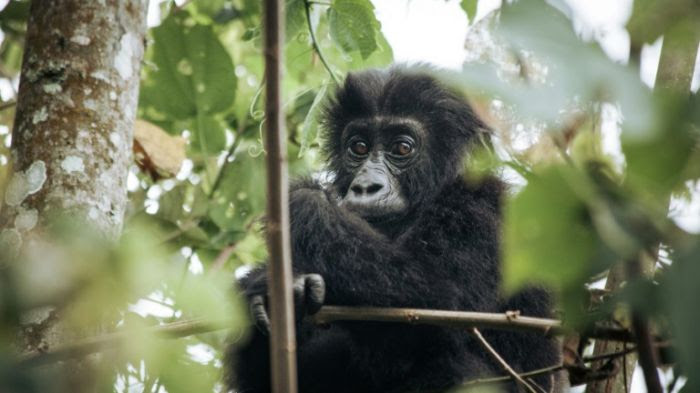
(19, 317, 226, 367)
(0, 100, 16, 111)
(313, 306, 640, 342)
(19, 305, 645, 367)
(314, 306, 560, 334)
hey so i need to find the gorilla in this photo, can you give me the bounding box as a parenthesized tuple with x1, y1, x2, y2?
(226, 67, 561, 393)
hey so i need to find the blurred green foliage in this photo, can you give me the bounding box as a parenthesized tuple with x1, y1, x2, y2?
(456, 0, 699, 390)
(0, 0, 698, 392)
(0, 0, 394, 391)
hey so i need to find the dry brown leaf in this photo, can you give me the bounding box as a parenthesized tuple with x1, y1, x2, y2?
(133, 119, 186, 179)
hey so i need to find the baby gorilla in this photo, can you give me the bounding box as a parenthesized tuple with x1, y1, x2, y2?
(226, 68, 560, 393)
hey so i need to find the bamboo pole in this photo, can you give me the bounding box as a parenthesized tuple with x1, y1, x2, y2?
(263, 1, 298, 392)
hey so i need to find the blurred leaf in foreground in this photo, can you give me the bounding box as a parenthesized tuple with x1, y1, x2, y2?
(665, 238, 700, 391)
(622, 92, 699, 201)
(503, 165, 616, 324)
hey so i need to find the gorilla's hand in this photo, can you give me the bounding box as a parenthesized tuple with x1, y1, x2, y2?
(249, 273, 326, 333)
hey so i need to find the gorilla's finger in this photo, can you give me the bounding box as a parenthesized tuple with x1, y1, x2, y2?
(293, 276, 306, 299)
(304, 274, 325, 315)
(250, 295, 270, 334)
(293, 276, 307, 312)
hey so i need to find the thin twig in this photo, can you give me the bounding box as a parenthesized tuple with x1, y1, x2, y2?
(461, 346, 642, 388)
(461, 365, 562, 387)
(471, 327, 538, 393)
(304, 0, 339, 84)
(207, 126, 245, 199)
(0, 100, 16, 111)
(158, 220, 200, 245)
(584, 346, 637, 363)
(624, 253, 663, 393)
(209, 243, 238, 273)
(631, 312, 662, 393)
(623, 346, 630, 393)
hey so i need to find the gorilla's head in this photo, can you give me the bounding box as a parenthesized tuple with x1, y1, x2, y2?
(322, 67, 486, 221)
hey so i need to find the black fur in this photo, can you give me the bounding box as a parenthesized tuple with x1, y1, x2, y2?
(226, 67, 560, 393)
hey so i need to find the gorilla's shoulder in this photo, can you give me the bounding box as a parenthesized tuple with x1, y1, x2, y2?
(408, 175, 505, 243)
(435, 175, 506, 215)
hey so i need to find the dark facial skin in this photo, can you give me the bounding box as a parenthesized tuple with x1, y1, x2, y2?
(338, 117, 424, 219)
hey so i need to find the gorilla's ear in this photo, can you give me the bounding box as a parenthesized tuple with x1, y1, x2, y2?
(433, 94, 490, 145)
(463, 104, 491, 142)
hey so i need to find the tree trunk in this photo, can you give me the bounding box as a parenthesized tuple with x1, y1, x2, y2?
(0, 0, 147, 390)
(0, 0, 147, 241)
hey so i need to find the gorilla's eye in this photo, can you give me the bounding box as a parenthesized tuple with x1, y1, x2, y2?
(350, 141, 369, 156)
(391, 141, 413, 156)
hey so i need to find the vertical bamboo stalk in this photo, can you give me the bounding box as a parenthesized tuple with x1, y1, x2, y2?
(263, 1, 298, 393)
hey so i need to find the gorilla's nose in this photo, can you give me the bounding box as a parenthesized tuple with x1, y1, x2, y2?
(345, 172, 389, 207)
(350, 181, 384, 197)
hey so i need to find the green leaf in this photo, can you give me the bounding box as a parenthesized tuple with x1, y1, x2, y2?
(622, 93, 697, 199)
(157, 185, 187, 223)
(299, 84, 329, 157)
(328, 0, 380, 59)
(0, 0, 29, 36)
(503, 165, 619, 326)
(286, 0, 307, 40)
(190, 0, 227, 18)
(159, 356, 219, 393)
(140, 12, 236, 120)
(191, 113, 227, 154)
(209, 147, 267, 230)
(0, 39, 24, 74)
(460, 0, 478, 23)
(503, 166, 601, 292)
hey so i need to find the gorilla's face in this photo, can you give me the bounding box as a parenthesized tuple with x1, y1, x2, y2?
(338, 117, 425, 219)
(324, 69, 486, 222)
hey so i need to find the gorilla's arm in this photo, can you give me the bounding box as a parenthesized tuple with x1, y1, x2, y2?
(288, 181, 465, 309)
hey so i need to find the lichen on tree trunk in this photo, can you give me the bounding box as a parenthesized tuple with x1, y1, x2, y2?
(0, 0, 148, 380)
(0, 0, 147, 245)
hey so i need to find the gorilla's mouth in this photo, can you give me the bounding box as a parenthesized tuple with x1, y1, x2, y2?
(340, 191, 407, 218)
